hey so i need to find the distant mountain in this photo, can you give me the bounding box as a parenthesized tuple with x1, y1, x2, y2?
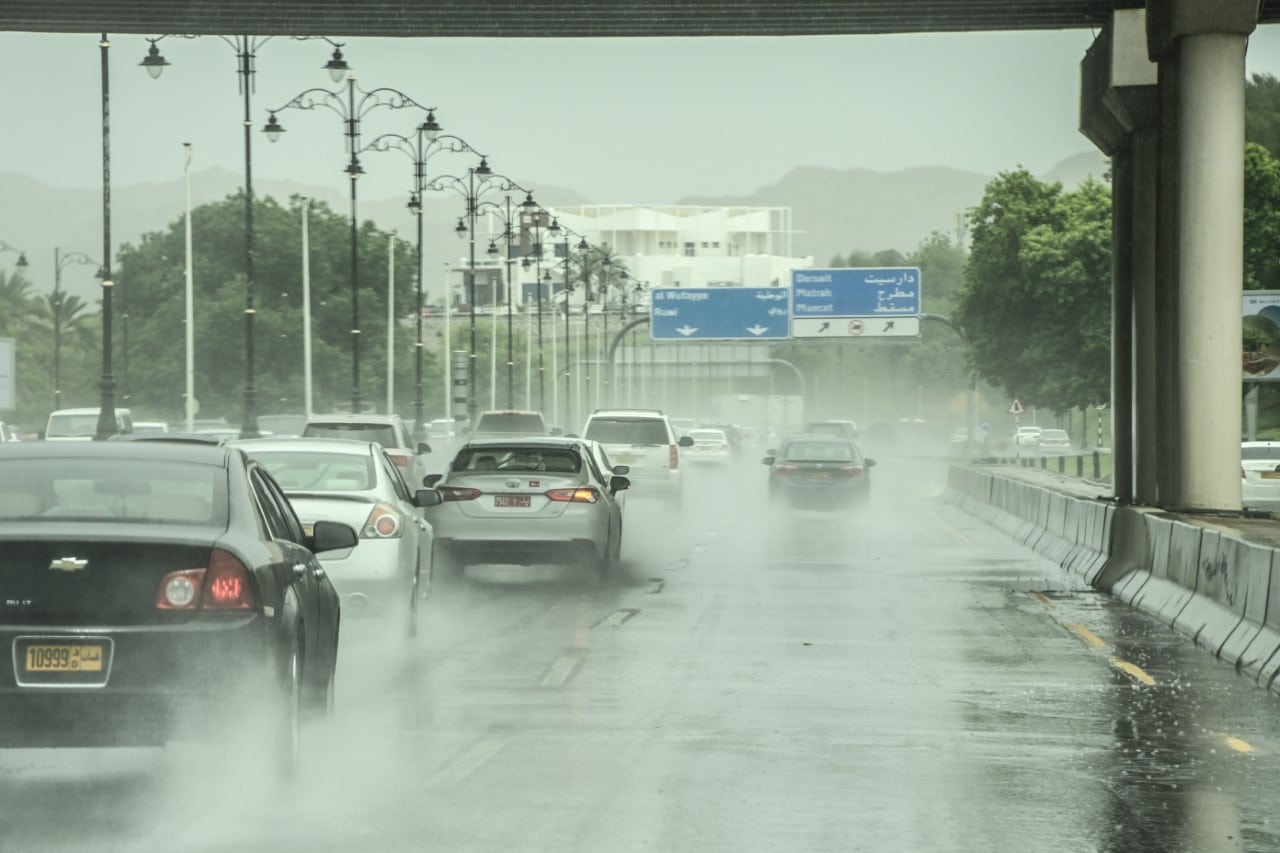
(678, 152, 1109, 264)
(0, 152, 1107, 299)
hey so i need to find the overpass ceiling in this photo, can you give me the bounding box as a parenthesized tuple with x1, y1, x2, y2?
(5, 1, 1280, 38)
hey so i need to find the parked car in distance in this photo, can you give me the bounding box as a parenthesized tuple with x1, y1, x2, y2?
(1241, 441, 1280, 511)
(132, 421, 170, 436)
(302, 413, 431, 489)
(763, 434, 875, 509)
(0, 421, 22, 443)
(427, 418, 458, 441)
(0, 440, 353, 777)
(1013, 425, 1044, 447)
(1038, 428, 1072, 450)
(234, 437, 442, 635)
(44, 407, 133, 441)
(469, 410, 552, 440)
(580, 409, 693, 508)
(425, 437, 629, 579)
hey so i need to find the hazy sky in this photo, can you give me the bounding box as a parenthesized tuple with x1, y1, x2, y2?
(6, 26, 1280, 204)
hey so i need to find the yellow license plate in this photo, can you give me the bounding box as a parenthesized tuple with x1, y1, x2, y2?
(810, 471, 830, 479)
(1262, 472, 1280, 480)
(25, 644, 104, 673)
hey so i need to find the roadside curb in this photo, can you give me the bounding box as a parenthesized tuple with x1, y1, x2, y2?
(943, 465, 1280, 697)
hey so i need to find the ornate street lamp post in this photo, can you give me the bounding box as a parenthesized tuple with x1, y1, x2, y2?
(141, 35, 349, 436)
(0, 241, 28, 269)
(423, 158, 524, 424)
(365, 120, 479, 432)
(264, 76, 433, 414)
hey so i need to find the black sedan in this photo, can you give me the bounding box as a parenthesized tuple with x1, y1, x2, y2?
(762, 434, 876, 509)
(0, 440, 356, 777)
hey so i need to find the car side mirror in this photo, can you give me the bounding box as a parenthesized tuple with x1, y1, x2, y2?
(414, 488, 443, 508)
(417, 442, 432, 454)
(677, 435, 694, 448)
(610, 475, 631, 494)
(423, 473, 443, 487)
(309, 520, 358, 553)
(762, 456, 775, 466)
(865, 458, 877, 468)
(612, 464, 630, 475)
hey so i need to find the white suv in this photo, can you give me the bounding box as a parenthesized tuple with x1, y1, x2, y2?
(302, 413, 432, 488)
(580, 409, 692, 507)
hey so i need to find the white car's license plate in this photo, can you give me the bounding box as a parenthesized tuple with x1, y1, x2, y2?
(494, 495, 531, 508)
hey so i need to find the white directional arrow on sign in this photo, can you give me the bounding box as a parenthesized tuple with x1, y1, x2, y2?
(676, 325, 698, 337)
(746, 325, 769, 336)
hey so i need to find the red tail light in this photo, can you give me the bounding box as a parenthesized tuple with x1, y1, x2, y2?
(204, 549, 255, 610)
(361, 501, 403, 538)
(839, 465, 866, 477)
(546, 487, 599, 504)
(440, 486, 483, 502)
(155, 549, 255, 611)
(773, 463, 798, 476)
(388, 453, 411, 468)
(669, 444, 679, 470)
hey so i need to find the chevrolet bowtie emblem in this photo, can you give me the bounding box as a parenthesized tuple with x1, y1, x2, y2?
(49, 557, 89, 572)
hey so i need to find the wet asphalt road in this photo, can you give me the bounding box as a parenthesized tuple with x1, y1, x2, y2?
(3, 452, 1280, 852)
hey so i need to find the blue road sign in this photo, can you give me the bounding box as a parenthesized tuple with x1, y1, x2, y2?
(791, 267, 921, 319)
(649, 287, 791, 341)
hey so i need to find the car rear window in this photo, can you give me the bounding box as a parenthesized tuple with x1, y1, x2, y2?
(45, 414, 100, 439)
(0, 459, 226, 525)
(453, 447, 582, 473)
(475, 413, 547, 433)
(584, 418, 670, 445)
(782, 441, 855, 462)
(688, 430, 726, 442)
(244, 450, 376, 492)
(303, 423, 399, 448)
(1243, 445, 1280, 461)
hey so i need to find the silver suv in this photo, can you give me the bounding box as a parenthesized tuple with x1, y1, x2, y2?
(580, 409, 692, 507)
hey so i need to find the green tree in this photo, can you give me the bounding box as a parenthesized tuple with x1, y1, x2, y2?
(115, 193, 428, 421)
(955, 168, 1111, 412)
(1246, 73, 1280, 159)
(1244, 142, 1280, 291)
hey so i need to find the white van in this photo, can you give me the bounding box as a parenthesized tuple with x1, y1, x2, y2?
(44, 407, 133, 441)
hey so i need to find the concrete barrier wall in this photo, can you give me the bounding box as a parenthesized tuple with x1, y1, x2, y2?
(944, 465, 1280, 696)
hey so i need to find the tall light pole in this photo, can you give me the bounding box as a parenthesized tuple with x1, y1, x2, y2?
(95, 33, 118, 440)
(52, 248, 102, 412)
(367, 122, 480, 432)
(423, 158, 523, 423)
(264, 76, 433, 414)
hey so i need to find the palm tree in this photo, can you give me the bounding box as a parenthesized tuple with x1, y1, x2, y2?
(0, 269, 39, 336)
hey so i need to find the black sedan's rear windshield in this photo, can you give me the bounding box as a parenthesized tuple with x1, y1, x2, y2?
(303, 423, 398, 448)
(475, 413, 546, 433)
(585, 418, 669, 445)
(0, 459, 226, 525)
(453, 447, 582, 474)
(782, 442, 856, 462)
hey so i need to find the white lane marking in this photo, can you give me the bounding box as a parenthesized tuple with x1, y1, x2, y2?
(430, 734, 511, 788)
(540, 648, 589, 688)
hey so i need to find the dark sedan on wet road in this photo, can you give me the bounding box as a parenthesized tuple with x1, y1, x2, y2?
(0, 441, 356, 775)
(763, 433, 875, 508)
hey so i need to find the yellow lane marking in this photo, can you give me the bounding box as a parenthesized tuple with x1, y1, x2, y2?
(1109, 656, 1157, 686)
(1065, 622, 1108, 650)
(1031, 592, 1054, 609)
(922, 504, 969, 545)
(1224, 736, 1256, 754)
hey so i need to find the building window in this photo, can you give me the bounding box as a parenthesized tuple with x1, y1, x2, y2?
(684, 242, 696, 257)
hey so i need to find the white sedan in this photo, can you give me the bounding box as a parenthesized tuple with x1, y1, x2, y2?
(233, 437, 441, 635)
(1242, 441, 1280, 511)
(684, 428, 732, 463)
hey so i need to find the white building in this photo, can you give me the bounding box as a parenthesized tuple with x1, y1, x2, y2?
(545, 204, 812, 296)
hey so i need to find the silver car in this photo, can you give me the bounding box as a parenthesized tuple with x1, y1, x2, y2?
(424, 437, 629, 580)
(302, 412, 433, 490)
(233, 437, 442, 635)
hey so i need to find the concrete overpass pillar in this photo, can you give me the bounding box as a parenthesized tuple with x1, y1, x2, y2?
(1080, 9, 1158, 504)
(1148, 0, 1257, 511)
